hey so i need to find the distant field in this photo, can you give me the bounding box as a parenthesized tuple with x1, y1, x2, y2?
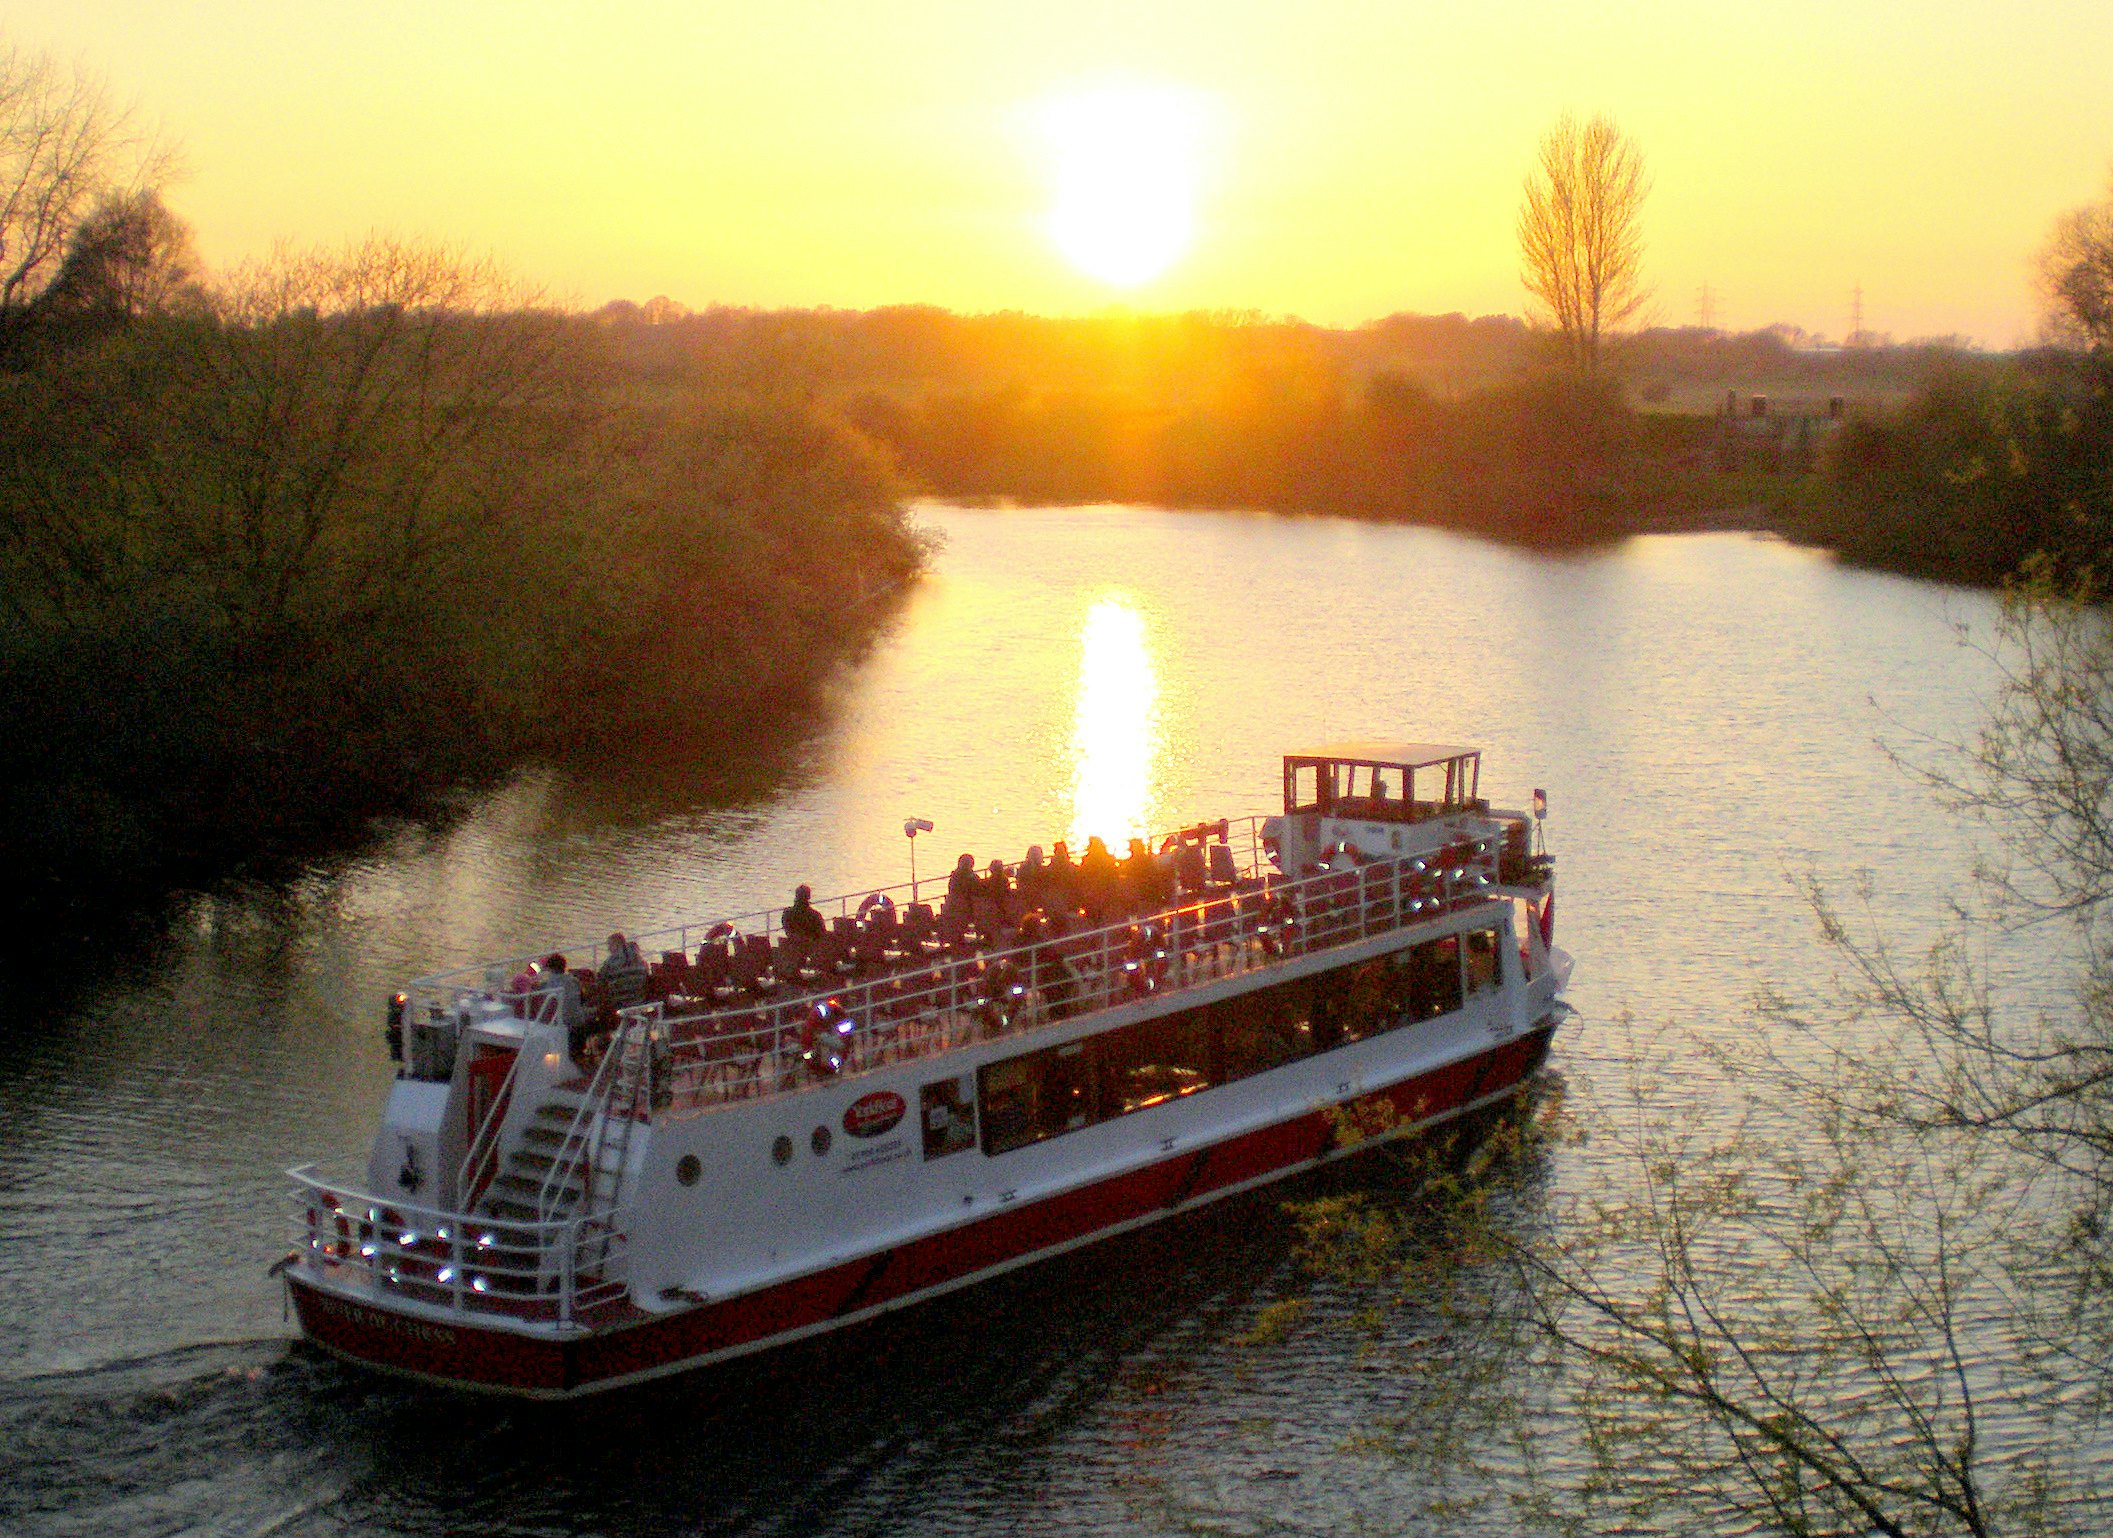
(1637, 376, 1925, 417)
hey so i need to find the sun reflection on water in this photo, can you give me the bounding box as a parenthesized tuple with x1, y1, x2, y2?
(1068, 594, 1160, 846)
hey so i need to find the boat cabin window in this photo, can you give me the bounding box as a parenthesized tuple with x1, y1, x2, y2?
(1101, 1011, 1216, 1115)
(921, 1075, 978, 1160)
(977, 927, 1501, 1157)
(979, 1040, 1101, 1156)
(1512, 897, 1540, 978)
(1404, 934, 1463, 1019)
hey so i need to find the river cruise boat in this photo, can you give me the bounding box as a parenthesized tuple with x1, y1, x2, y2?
(281, 743, 1572, 1396)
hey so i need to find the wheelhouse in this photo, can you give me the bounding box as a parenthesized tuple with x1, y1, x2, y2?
(1282, 742, 1483, 824)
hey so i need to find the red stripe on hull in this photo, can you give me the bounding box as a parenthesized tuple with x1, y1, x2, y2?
(292, 1025, 1554, 1396)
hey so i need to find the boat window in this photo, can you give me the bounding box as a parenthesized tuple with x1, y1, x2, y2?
(1213, 981, 1311, 1081)
(921, 1075, 978, 1160)
(1286, 763, 1318, 814)
(979, 1039, 1103, 1156)
(1404, 934, 1463, 1019)
(976, 937, 1488, 1160)
(1101, 1010, 1217, 1114)
(1512, 898, 1538, 978)
(1465, 929, 1501, 994)
(1312, 959, 1391, 1048)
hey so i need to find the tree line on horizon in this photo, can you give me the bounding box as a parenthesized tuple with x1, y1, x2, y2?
(586, 298, 1984, 547)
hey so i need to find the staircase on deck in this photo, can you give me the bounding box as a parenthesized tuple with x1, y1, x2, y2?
(470, 1023, 657, 1297)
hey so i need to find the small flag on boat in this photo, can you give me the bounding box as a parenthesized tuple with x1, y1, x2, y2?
(1532, 788, 1547, 819)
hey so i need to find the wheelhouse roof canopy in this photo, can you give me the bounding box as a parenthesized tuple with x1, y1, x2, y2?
(1282, 744, 1484, 818)
(1283, 742, 1479, 772)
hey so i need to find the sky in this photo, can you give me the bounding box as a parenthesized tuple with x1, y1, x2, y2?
(5, 0, 2110, 346)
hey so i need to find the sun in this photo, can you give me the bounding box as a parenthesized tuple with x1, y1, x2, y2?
(1031, 83, 1211, 288)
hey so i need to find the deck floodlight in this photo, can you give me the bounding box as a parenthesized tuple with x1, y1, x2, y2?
(904, 817, 934, 899)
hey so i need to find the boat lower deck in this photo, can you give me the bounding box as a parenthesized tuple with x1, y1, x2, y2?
(290, 1022, 1555, 1397)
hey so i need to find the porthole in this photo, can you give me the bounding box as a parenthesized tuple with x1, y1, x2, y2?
(771, 1135, 793, 1166)
(811, 1124, 833, 1157)
(675, 1154, 701, 1187)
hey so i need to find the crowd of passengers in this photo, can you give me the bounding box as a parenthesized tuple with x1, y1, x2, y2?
(502, 832, 1259, 1069)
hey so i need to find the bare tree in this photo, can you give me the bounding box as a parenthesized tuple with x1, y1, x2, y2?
(2040, 173, 2113, 354)
(37, 187, 201, 320)
(1518, 112, 1650, 377)
(0, 237, 598, 646)
(0, 44, 168, 355)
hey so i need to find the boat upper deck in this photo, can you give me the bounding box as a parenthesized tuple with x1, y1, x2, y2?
(391, 808, 1550, 1123)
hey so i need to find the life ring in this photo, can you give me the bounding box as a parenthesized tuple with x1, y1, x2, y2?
(801, 998, 855, 1075)
(1320, 840, 1360, 868)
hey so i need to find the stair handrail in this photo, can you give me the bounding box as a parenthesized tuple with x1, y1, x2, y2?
(561, 1024, 649, 1230)
(536, 1003, 656, 1225)
(456, 1045, 527, 1208)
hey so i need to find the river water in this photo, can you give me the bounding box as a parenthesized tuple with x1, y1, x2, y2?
(0, 503, 2014, 1536)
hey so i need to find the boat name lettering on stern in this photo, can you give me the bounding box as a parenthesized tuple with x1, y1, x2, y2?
(311, 1292, 460, 1346)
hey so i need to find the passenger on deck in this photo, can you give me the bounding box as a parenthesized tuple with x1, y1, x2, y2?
(1044, 842, 1079, 914)
(1015, 845, 1048, 912)
(506, 960, 542, 1017)
(600, 932, 649, 1011)
(1121, 836, 1171, 914)
(782, 884, 827, 943)
(945, 854, 980, 924)
(540, 953, 586, 1035)
(1078, 836, 1120, 922)
(980, 857, 1013, 928)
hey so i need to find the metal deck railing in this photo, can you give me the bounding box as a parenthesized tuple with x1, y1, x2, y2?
(287, 1166, 630, 1326)
(638, 825, 1536, 1117)
(394, 818, 1278, 1032)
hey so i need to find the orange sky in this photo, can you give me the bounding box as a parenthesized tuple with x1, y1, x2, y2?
(6, 0, 2111, 345)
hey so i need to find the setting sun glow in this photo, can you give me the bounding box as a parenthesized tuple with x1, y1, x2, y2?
(1033, 84, 1211, 288)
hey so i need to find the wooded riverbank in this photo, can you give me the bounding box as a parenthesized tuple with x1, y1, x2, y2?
(0, 256, 928, 926)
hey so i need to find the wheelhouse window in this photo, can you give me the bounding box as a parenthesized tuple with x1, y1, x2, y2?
(1286, 762, 1331, 815)
(1283, 749, 1483, 824)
